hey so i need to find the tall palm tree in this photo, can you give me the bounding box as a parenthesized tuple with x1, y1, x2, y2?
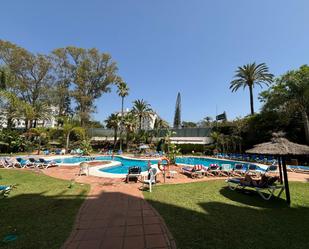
(123, 112, 138, 149)
(105, 113, 120, 149)
(153, 116, 169, 136)
(230, 62, 273, 115)
(32, 102, 52, 128)
(29, 127, 48, 155)
(62, 117, 84, 152)
(132, 99, 152, 131)
(116, 81, 129, 151)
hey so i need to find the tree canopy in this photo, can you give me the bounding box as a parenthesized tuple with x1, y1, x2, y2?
(230, 62, 273, 115)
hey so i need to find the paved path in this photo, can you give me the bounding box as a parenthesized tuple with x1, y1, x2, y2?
(44, 167, 176, 249)
(61, 184, 176, 249)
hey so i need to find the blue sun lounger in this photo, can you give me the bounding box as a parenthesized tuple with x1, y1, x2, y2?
(0, 185, 12, 198)
(287, 165, 309, 174)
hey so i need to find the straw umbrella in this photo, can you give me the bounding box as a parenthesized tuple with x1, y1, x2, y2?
(246, 132, 309, 205)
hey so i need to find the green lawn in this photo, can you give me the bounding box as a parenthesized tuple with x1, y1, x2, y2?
(0, 169, 89, 249)
(144, 180, 309, 249)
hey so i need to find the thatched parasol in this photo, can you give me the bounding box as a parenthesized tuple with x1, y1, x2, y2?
(246, 132, 309, 205)
(246, 133, 309, 156)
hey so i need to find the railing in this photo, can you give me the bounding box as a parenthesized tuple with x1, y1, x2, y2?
(88, 127, 212, 138)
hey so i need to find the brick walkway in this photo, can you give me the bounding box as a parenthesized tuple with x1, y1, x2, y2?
(61, 184, 176, 249)
(43, 167, 176, 249)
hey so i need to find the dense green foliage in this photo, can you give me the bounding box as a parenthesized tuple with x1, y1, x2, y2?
(0, 40, 120, 128)
(177, 144, 202, 154)
(144, 181, 309, 249)
(0, 169, 89, 249)
(260, 65, 309, 144)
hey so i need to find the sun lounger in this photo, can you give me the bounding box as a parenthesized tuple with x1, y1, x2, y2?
(219, 164, 233, 176)
(182, 166, 196, 178)
(0, 159, 5, 168)
(182, 165, 208, 178)
(232, 164, 246, 176)
(26, 158, 40, 168)
(246, 164, 260, 175)
(15, 158, 30, 168)
(5, 158, 22, 168)
(288, 165, 309, 174)
(265, 165, 278, 173)
(207, 164, 221, 176)
(226, 176, 284, 200)
(38, 158, 58, 169)
(126, 166, 142, 183)
(0, 185, 12, 198)
(0, 158, 12, 168)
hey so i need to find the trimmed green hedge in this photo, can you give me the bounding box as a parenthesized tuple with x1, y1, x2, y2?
(177, 144, 215, 155)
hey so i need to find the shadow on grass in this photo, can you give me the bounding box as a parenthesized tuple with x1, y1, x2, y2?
(1, 176, 309, 249)
(0, 190, 88, 249)
(219, 186, 288, 208)
(146, 186, 309, 249)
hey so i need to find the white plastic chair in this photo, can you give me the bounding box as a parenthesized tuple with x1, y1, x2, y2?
(79, 162, 89, 176)
(143, 167, 158, 192)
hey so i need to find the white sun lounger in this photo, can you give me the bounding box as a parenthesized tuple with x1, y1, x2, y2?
(226, 178, 285, 201)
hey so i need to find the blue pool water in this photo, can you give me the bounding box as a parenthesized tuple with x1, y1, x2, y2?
(54, 156, 94, 164)
(97, 156, 159, 174)
(175, 157, 264, 171)
(53, 155, 264, 174)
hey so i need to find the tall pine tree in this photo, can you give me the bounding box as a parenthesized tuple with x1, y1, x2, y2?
(173, 92, 181, 129)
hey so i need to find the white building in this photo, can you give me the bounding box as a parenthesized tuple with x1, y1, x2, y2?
(140, 112, 158, 130)
(115, 108, 158, 130)
(0, 106, 59, 129)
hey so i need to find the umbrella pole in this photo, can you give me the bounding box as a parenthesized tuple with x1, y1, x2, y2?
(277, 156, 283, 184)
(281, 156, 291, 205)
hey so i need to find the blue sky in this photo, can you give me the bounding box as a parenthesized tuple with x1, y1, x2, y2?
(1, 0, 309, 125)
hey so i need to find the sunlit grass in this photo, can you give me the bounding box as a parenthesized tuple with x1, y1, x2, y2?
(144, 180, 309, 249)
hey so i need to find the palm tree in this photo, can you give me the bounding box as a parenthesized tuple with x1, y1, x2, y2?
(0, 91, 30, 129)
(230, 63, 273, 115)
(153, 116, 169, 136)
(62, 118, 84, 152)
(116, 81, 129, 151)
(32, 102, 52, 128)
(105, 113, 120, 149)
(123, 112, 138, 150)
(210, 131, 220, 151)
(132, 99, 152, 131)
(29, 127, 48, 155)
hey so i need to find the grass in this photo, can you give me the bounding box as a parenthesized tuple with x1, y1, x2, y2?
(0, 169, 89, 249)
(144, 180, 309, 249)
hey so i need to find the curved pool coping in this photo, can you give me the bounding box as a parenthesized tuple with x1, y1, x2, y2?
(88, 161, 160, 178)
(48, 154, 269, 178)
(52, 155, 162, 178)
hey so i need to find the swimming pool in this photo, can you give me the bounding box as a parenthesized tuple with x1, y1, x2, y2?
(175, 157, 265, 171)
(53, 155, 264, 176)
(97, 156, 159, 174)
